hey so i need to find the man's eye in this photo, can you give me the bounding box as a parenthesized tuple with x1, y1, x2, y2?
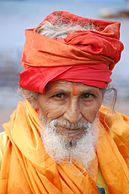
(52, 93, 66, 99)
(81, 93, 95, 100)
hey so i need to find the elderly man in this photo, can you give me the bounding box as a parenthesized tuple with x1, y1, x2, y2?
(0, 11, 129, 194)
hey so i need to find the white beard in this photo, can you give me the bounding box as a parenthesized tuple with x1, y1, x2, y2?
(40, 116, 99, 173)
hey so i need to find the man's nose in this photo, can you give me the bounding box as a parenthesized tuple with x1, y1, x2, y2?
(64, 99, 81, 124)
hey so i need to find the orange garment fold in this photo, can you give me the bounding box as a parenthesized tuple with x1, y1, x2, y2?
(0, 101, 129, 194)
(0, 101, 98, 194)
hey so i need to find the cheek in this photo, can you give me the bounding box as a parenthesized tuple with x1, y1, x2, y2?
(81, 100, 102, 122)
(39, 101, 65, 121)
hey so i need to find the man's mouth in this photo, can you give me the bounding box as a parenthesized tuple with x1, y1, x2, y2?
(55, 126, 86, 140)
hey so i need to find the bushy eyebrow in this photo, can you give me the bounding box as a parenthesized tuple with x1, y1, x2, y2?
(47, 88, 101, 97)
(79, 89, 100, 94)
(79, 89, 103, 99)
(46, 89, 70, 96)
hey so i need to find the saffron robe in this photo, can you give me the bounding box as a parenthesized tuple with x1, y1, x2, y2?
(0, 101, 129, 194)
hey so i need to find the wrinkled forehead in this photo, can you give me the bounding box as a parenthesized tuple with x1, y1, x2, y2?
(45, 80, 101, 95)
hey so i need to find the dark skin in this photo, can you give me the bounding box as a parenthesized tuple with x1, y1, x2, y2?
(36, 81, 103, 140)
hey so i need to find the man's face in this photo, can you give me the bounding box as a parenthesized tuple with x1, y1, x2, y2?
(37, 81, 103, 141)
(37, 81, 103, 167)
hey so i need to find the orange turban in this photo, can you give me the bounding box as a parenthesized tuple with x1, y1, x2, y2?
(20, 11, 124, 92)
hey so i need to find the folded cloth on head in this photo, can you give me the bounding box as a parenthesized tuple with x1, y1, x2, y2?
(20, 11, 124, 92)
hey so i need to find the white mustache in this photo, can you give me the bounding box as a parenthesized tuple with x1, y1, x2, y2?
(50, 119, 91, 130)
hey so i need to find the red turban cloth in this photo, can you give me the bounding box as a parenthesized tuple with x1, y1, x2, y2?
(20, 11, 124, 93)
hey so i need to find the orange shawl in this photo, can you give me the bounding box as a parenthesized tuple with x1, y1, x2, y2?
(0, 101, 129, 194)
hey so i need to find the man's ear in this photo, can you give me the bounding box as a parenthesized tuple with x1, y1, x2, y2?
(29, 96, 40, 110)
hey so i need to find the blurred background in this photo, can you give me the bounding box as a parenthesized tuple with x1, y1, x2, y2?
(0, 0, 129, 131)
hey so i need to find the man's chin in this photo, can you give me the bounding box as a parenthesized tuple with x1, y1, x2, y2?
(40, 116, 99, 174)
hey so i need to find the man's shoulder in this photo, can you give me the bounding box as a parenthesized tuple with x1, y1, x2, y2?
(99, 105, 129, 136)
(0, 131, 7, 168)
(99, 105, 129, 159)
(99, 105, 129, 128)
